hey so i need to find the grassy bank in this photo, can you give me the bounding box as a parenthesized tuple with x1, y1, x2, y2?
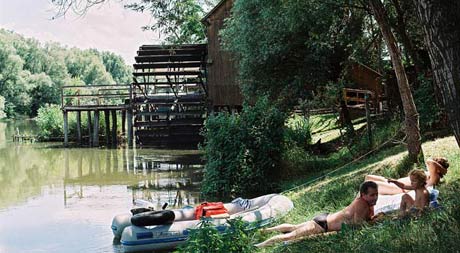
(259, 135, 460, 252)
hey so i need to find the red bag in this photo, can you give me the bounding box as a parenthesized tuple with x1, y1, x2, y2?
(195, 202, 228, 219)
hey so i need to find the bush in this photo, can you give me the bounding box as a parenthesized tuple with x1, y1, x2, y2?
(35, 103, 111, 140)
(285, 115, 312, 149)
(201, 96, 286, 200)
(36, 104, 65, 139)
(175, 218, 255, 253)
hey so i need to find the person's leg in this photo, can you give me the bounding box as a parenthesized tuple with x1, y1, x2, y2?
(374, 181, 404, 195)
(400, 193, 415, 216)
(263, 223, 304, 233)
(255, 221, 324, 248)
(365, 175, 387, 182)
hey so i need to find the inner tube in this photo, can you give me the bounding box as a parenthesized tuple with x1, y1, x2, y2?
(131, 210, 175, 226)
(130, 207, 155, 215)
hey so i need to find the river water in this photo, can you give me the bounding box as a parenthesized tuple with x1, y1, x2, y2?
(0, 120, 204, 253)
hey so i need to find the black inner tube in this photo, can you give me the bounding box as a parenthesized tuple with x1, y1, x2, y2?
(131, 210, 176, 226)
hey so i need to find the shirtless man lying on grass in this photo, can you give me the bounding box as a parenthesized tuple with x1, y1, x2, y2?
(255, 181, 381, 248)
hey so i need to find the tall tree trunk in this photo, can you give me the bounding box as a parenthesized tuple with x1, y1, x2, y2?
(413, 0, 460, 148)
(369, 0, 422, 163)
(390, 0, 424, 76)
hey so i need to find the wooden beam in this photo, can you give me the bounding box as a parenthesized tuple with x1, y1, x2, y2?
(127, 110, 133, 147)
(87, 111, 92, 146)
(121, 110, 126, 135)
(76, 111, 82, 144)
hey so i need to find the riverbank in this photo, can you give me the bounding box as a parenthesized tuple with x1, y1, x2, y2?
(259, 135, 460, 252)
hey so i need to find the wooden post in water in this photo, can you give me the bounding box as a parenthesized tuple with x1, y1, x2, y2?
(121, 110, 126, 135)
(87, 111, 93, 146)
(63, 110, 69, 147)
(111, 110, 117, 146)
(104, 110, 110, 146)
(365, 94, 373, 147)
(127, 109, 133, 147)
(76, 111, 82, 145)
(93, 110, 100, 147)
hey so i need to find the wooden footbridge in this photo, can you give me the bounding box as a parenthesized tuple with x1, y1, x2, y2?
(62, 44, 207, 148)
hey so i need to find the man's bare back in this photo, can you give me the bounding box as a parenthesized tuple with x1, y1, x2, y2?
(327, 196, 375, 231)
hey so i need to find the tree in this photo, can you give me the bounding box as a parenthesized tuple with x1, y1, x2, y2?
(28, 73, 60, 116)
(412, 0, 460, 148)
(369, 0, 422, 162)
(222, 0, 362, 110)
(100, 51, 132, 84)
(0, 28, 130, 117)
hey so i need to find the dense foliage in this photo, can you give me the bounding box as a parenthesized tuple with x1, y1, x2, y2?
(414, 75, 442, 131)
(201, 97, 286, 199)
(126, 0, 208, 44)
(221, 0, 364, 110)
(176, 218, 255, 253)
(0, 29, 131, 118)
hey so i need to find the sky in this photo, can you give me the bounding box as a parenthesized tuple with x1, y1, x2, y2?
(0, 0, 161, 65)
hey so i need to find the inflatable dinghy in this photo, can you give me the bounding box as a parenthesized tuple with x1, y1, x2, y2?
(112, 194, 293, 252)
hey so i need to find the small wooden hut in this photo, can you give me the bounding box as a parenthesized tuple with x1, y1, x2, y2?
(344, 62, 384, 112)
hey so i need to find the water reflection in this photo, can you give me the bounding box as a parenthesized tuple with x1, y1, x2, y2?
(61, 148, 203, 210)
(0, 120, 204, 253)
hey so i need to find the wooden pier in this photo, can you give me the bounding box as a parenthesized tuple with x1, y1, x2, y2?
(13, 134, 37, 143)
(61, 84, 132, 147)
(61, 44, 211, 148)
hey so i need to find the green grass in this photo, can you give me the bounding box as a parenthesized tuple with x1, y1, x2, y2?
(289, 113, 368, 144)
(258, 136, 460, 252)
(309, 113, 339, 134)
(281, 116, 401, 189)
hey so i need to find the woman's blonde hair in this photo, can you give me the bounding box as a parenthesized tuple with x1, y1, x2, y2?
(409, 169, 427, 187)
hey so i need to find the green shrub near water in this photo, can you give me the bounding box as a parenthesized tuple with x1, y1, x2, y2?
(36, 103, 112, 140)
(36, 104, 67, 139)
(201, 97, 286, 200)
(176, 218, 256, 253)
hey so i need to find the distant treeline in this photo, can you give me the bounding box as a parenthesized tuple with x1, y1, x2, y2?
(0, 28, 132, 118)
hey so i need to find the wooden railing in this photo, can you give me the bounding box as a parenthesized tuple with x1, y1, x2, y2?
(343, 88, 374, 107)
(61, 84, 131, 109)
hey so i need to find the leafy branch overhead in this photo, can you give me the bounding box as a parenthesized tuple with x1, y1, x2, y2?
(51, 0, 220, 44)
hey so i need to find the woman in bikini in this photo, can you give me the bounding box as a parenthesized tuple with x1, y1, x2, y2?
(365, 157, 449, 195)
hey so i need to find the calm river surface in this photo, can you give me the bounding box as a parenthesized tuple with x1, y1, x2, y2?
(0, 120, 203, 253)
